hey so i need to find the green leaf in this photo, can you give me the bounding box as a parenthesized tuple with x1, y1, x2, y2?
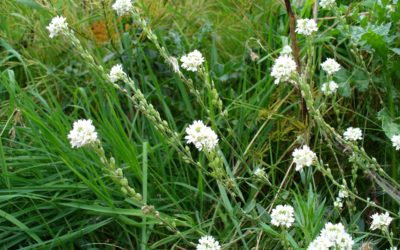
(0, 209, 43, 244)
(391, 48, 400, 55)
(15, 0, 48, 13)
(377, 108, 400, 138)
(259, 222, 279, 237)
(361, 31, 388, 57)
(352, 69, 369, 92)
(334, 69, 351, 97)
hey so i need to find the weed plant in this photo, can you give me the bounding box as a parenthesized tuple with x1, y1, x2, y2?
(0, 0, 399, 249)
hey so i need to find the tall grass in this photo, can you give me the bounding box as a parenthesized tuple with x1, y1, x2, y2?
(0, 0, 399, 249)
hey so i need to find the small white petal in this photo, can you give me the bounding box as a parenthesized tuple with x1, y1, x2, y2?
(321, 81, 339, 95)
(185, 120, 218, 152)
(292, 145, 317, 171)
(271, 54, 297, 84)
(108, 64, 127, 83)
(343, 127, 363, 141)
(370, 212, 393, 231)
(46, 16, 69, 38)
(270, 205, 295, 228)
(390, 134, 400, 150)
(68, 119, 98, 148)
(112, 0, 133, 16)
(320, 0, 336, 9)
(321, 58, 341, 75)
(296, 19, 318, 36)
(180, 50, 205, 72)
(196, 235, 221, 250)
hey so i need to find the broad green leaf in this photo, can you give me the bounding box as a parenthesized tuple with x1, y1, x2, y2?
(377, 108, 400, 138)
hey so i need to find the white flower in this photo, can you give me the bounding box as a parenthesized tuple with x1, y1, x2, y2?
(185, 120, 218, 152)
(180, 50, 205, 72)
(250, 51, 260, 61)
(321, 81, 339, 95)
(280, 45, 292, 55)
(391, 134, 400, 150)
(338, 189, 349, 199)
(296, 18, 318, 36)
(271, 54, 297, 84)
(320, 0, 336, 9)
(334, 198, 343, 209)
(335, 232, 354, 250)
(292, 145, 317, 171)
(321, 58, 341, 75)
(307, 235, 333, 250)
(68, 119, 98, 148)
(112, 0, 133, 16)
(386, 4, 395, 13)
(46, 16, 69, 38)
(308, 222, 354, 250)
(254, 167, 266, 178)
(370, 212, 393, 231)
(343, 127, 363, 141)
(321, 222, 346, 242)
(196, 235, 221, 250)
(108, 64, 127, 83)
(270, 205, 295, 228)
(168, 56, 180, 72)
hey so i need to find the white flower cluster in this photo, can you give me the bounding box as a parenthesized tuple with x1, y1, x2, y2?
(321, 81, 339, 96)
(296, 19, 318, 36)
(334, 188, 349, 209)
(391, 134, 400, 150)
(271, 54, 297, 84)
(370, 212, 393, 231)
(308, 223, 354, 250)
(321, 58, 341, 75)
(185, 120, 218, 152)
(68, 119, 98, 148)
(343, 127, 363, 141)
(46, 16, 69, 38)
(320, 0, 336, 9)
(270, 205, 295, 228)
(196, 235, 221, 250)
(292, 145, 317, 171)
(112, 0, 133, 16)
(254, 167, 266, 178)
(108, 64, 127, 83)
(180, 50, 205, 72)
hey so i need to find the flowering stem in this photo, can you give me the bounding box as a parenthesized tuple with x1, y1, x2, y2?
(92, 143, 142, 202)
(315, 160, 397, 216)
(131, 7, 207, 111)
(296, 74, 400, 204)
(141, 142, 148, 250)
(280, 229, 290, 249)
(64, 31, 202, 171)
(383, 228, 394, 248)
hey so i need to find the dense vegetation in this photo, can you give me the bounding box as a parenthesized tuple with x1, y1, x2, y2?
(0, 0, 399, 249)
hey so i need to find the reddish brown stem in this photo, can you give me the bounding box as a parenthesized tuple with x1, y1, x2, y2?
(283, 0, 307, 122)
(284, 0, 301, 73)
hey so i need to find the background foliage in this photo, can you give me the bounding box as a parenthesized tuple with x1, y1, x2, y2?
(0, 0, 399, 249)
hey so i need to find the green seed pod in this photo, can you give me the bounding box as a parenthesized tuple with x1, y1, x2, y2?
(121, 178, 129, 186)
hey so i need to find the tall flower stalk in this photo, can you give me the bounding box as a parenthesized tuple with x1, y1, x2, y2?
(130, 7, 207, 111)
(47, 13, 238, 199)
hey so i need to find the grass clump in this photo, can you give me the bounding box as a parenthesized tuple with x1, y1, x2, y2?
(0, 0, 399, 249)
